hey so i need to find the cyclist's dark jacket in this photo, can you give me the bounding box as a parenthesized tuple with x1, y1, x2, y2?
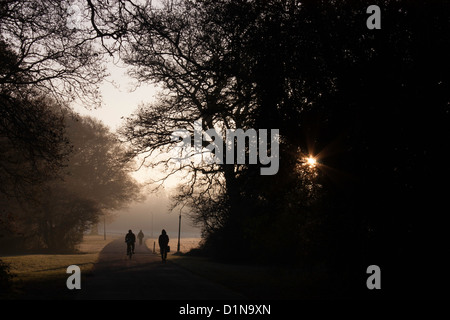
(125, 232, 136, 243)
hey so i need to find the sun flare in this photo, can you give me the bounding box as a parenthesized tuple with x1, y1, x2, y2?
(306, 156, 317, 167)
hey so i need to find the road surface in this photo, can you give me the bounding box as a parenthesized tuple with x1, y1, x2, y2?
(76, 238, 245, 300)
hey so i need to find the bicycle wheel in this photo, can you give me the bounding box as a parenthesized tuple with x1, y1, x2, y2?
(127, 244, 133, 260)
(127, 244, 132, 260)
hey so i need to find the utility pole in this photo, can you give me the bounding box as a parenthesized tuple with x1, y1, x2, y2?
(177, 213, 181, 253)
(151, 212, 154, 239)
(151, 211, 155, 253)
(103, 214, 106, 240)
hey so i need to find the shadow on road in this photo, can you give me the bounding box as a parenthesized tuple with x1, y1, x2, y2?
(76, 238, 245, 300)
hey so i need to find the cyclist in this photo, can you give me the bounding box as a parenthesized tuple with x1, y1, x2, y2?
(125, 229, 136, 255)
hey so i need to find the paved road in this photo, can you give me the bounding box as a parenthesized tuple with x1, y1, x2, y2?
(76, 238, 245, 300)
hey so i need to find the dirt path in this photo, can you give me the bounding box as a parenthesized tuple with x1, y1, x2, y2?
(76, 238, 245, 300)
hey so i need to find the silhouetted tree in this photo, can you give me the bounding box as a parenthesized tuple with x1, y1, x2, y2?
(0, 44, 71, 197)
(0, 0, 126, 197)
(117, 0, 334, 262)
(0, 0, 115, 106)
(115, 0, 450, 298)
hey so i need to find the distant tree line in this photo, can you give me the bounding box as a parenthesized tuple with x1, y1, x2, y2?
(0, 111, 141, 252)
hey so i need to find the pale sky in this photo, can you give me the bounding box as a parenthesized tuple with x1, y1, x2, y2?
(74, 62, 159, 132)
(72, 62, 168, 185)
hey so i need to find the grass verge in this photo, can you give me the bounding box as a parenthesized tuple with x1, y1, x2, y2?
(0, 235, 116, 299)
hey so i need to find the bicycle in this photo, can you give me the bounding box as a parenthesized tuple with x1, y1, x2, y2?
(126, 241, 133, 260)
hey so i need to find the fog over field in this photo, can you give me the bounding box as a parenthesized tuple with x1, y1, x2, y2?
(101, 191, 201, 239)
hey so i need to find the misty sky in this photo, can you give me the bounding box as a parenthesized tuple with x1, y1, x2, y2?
(73, 62, 202, 238)
(105, 191, 201, 239)
(74, 61, 157, 133)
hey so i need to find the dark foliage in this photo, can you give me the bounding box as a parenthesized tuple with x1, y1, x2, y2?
(118, 0, 449, 298)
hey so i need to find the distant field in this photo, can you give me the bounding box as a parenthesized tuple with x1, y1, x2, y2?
(1, 235, 116, 299)
(145, 237, 202, 254)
